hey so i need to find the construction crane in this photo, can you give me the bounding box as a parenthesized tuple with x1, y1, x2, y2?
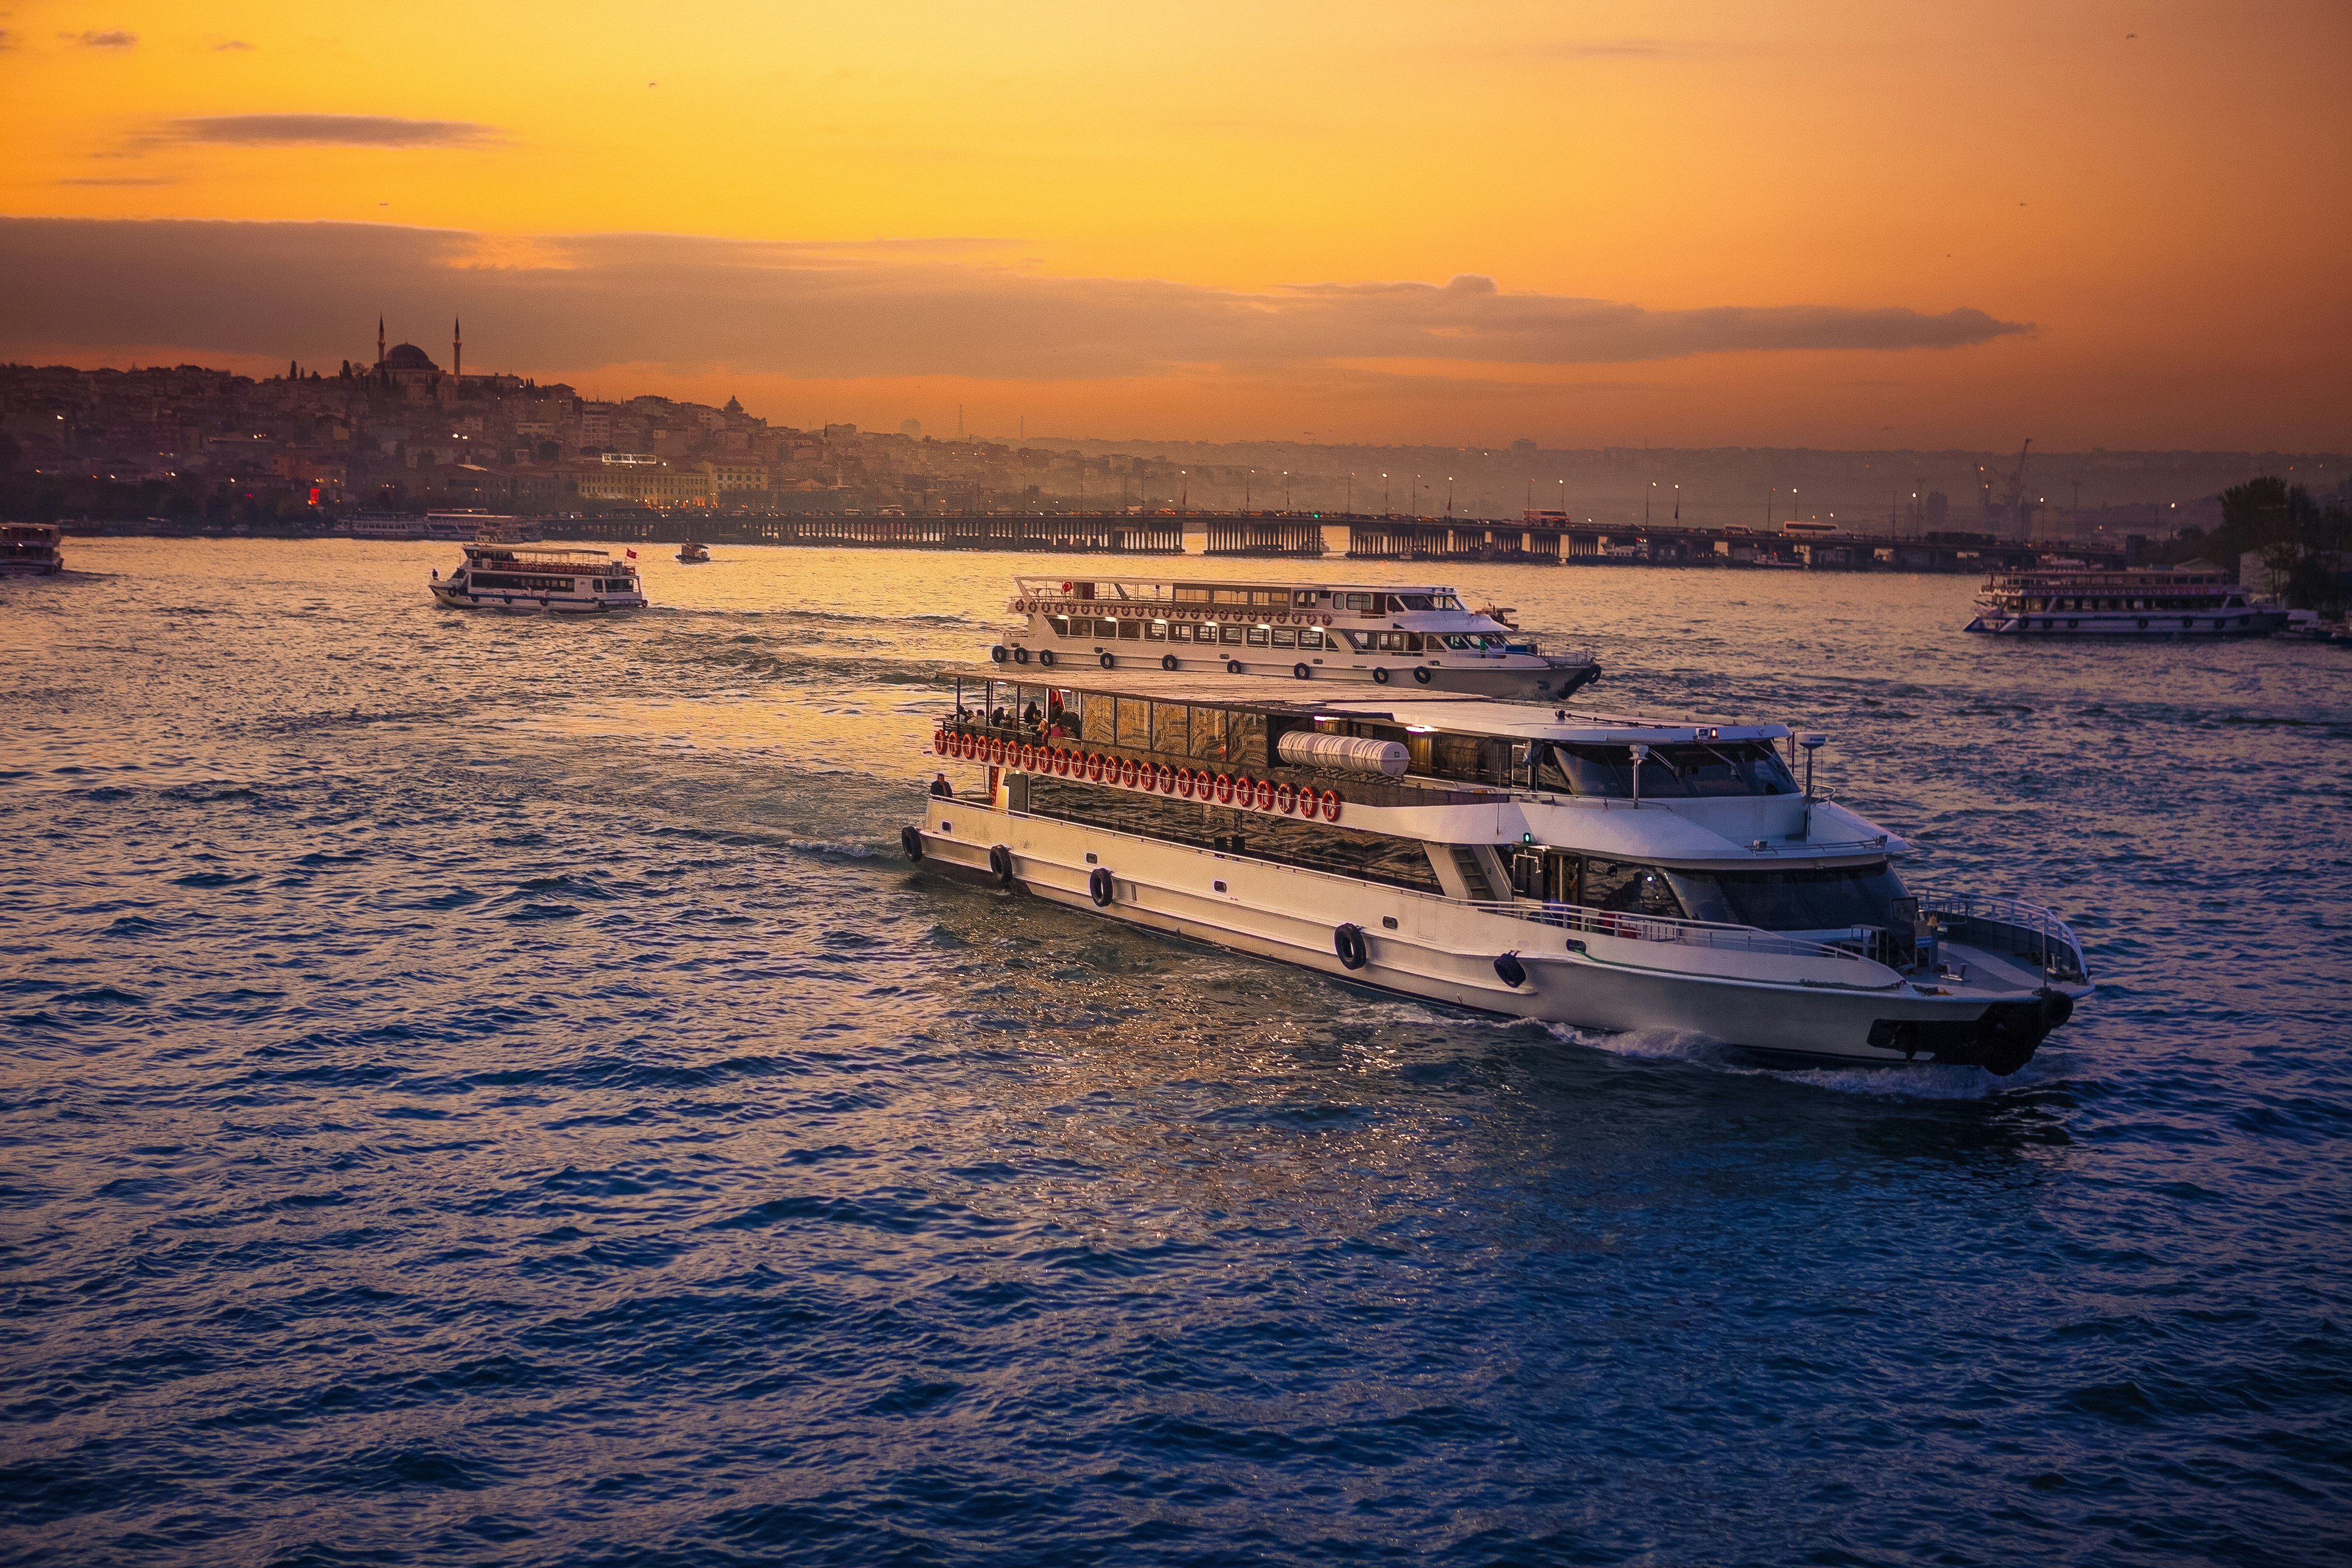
(1999, 438, 2034, 540)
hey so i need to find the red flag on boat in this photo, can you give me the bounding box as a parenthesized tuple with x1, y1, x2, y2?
(625, 548, 638, 559)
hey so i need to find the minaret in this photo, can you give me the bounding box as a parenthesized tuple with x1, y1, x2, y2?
(453, 316, 462, 381)
(376, 315, 385, 366)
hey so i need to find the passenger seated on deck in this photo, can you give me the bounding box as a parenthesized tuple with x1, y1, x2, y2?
(991, 705, 1008, 726)
(1024, 702, 1043, 729)
(930, 772, 954, 799)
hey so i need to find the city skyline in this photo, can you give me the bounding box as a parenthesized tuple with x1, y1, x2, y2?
(3, 1, 2348, 450)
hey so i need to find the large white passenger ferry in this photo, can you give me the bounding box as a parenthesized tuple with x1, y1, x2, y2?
(428, 544, 646, 613)
(907, 671, 2089, 1075)
(992, 574, 1601, 701)
(1964, 565, 2281, 637)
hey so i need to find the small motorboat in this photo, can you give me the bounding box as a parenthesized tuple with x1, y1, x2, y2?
(677, 540, 711, 564)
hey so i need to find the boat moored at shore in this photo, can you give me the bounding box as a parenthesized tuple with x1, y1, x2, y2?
(908, 671, 2089, 1076)
(991, 574, 1600, 701)
(428, 543, 645, 613)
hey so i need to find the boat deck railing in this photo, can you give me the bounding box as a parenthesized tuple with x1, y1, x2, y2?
(1455, 899, 1878, 963)
(1912, 885, 2088, 983)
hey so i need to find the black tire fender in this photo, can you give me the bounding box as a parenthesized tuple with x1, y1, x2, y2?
(1413, 665, 1434, 684)
(1370, 666, 1390, 685)
(1161, 653, 1179, 671)
(2038, 989, 2074, 1029)
(1333, 923, 1368, 970)
(988, 844, 1015, 888)
(1225, 659, 1244, 675)
(990, 645, 1008, 663)
(1493, 951, 1527, 988)
(1038, 648, 1056, 668)
(1292, 662, 1312, 680)
(1012, 646, 1030, 665)
(1088, 866, 1115, 907)
(900, 824, 924, 861)
(1098, 651, 1116, 670)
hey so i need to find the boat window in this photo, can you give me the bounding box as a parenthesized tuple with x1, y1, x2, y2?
(1145, 620, 1168, 641)
(1376, 632, 1408, 652)
(1174, 585, 1211, 604)
(1343, 592, 1378, 613)
(1398, 593, 1436, 611)
(1664, 862, 1907, 932)
(1172, 622, 1196, 642)
(1436, 595, 1465, 610)
(1091, 618, 1117, 639)
(1222, 624, 1247, 646)
(1190, 708, 1231, 763)
(1152, 703, 1188, 754)
(1250, 590, 1283, 606)
(1118, 618, 1142, 640)
(1081, 695, 1117, 745)
(1441, 634, 1472, 650)
(1211, 587, 1249, 604)
(1298, 627, 1324, 650)
(1118, 699, 1152, 749)
(1049, 615, 1071, 636)
(1582, 859, 1687, 918)
(1537, 741, 1797, 798)
(1024, 777, 1443, 893)
(1272, 627, 1296, 648)
(1476, 634, 1509, 650)
(1246, 626, 1271, 647)
(1228, 710, 1268, 767)
(1292, 591, 1319, 606)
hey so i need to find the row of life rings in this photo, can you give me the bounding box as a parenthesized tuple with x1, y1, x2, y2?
(1013, 599, 1334, 628)
(931, 730, 1342, 821)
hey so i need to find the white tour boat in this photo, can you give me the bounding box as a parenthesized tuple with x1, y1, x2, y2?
(907, 671, 2090, 1076)
(2, 523, 65, 577)
(1963, 565, 2283, 637)
(428, 543, 646, 613)
(992, 574, 1601, 701)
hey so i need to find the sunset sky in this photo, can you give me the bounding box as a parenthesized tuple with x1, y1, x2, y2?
(3, 0, 2346, 448)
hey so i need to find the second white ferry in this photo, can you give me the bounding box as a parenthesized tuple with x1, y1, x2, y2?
(909, 670, 2089, 1076)
(992, 574, 1601, 701)
(1963, 564, 2283, 637)
(428, 543, 646, 613)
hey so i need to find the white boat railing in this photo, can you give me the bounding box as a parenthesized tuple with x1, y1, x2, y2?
(1911, 885, 2088, 983)
(1453, 899, 1874, 963)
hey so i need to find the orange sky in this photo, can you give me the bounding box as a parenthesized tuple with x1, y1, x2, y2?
(3, 0, 2347, 447)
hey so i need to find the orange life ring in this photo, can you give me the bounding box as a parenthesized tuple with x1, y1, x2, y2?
(1274, 781, 1296, 813)
(933, 730, 948, 755)
(1298, 787, 1321, 820)
(1053, 748, 1072, 777)
(1175, 766, 1194, 797)
(1014, 743, 1030, 770)
(1085, 752, 1105, 782)
(1233, 775, 1256, 808)
(1214, 772, 1235, 804)
(1320, 614, 1332, 626)
(986, 738, 1002, 764)
(1253, 777, 1275, 810)
(1321, 787, 1342, 821)
(1159, 764, 1177, 795)
(1118, 757, 1138, 787)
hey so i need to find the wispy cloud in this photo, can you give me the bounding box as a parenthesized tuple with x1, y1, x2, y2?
(214, 39, 254, 52)
(63, 29, 138, 48)
(58, 176, 181, 187)
(0, 217, 2031, 385)
(163, 114, 495, 147)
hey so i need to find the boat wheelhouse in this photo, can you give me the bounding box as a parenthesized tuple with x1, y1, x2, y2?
(992, 574, 1600, 702)
(908, 671, 2089, 1075)
(1964, 565, 2281, 637)
(2, 523, 64, 577)
(428, 543, 646, 613)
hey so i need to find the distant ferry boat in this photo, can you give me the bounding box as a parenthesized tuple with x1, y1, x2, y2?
(1963, 566, 2283, 637)
(2, 522, 65, 577)
(991, 573, 1602, 702)
(909, 669, 2088, 1075)
(429, 543, 646, 613)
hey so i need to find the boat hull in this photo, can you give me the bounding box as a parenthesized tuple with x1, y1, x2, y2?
(999, 648, 1599, 702)
(428, 585, 643, 613)
(1964, 611, 2283, 637)
(912, 805, 2075, 1074)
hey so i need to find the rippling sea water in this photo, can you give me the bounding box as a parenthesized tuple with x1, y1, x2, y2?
(3, 538, 2348, 1566)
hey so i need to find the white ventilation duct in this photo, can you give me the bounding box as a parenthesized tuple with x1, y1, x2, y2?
(1277, 730, 1408, 776)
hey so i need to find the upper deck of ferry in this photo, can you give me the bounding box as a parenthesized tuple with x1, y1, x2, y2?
(1012, 575, 1505, 625)
(460, 543, 625, 567)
